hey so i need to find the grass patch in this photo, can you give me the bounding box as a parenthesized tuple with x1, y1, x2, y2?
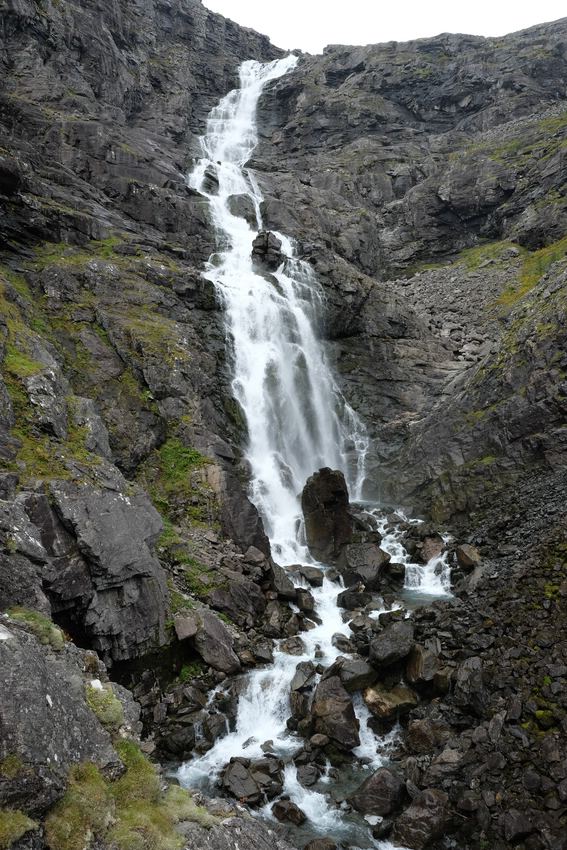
(85, 684, 124, 733)
(8, 608, 65, 650)
(45, 743, 218, 850)
(0, 755, 23, 780)
(0, 810, 37, 849)
(177, 661, 205, 684)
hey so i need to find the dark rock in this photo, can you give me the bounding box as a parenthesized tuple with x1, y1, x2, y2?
(301, 468, 352, 561)
(500, 810, 534, 843)
(311, 676, 360, 749)
(406, 642, 440, 687)
(269, 563, 297, 600)
(337, 541, 391, 590)
(454, 656, 487, 716)
(363, 683, 418, 723)
(369, 620, 415, 668)
(272, 799, 306, 825)
(227, 194, 258, 226)
(323, 656, 377, 693)
(349, 767, 405, 816)
(392, 789, 451, 849)
(456, 544, 482, 570)
(303, 840, 337, 850)
(252, 231, 284, 271)
(193, 610, 241, 675)
(298, 565, 324, 587)
(336, 586, 373, 610)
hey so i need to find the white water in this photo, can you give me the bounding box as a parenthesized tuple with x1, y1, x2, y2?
(188, 55, 368, 565)
(178, 56, 446, 847)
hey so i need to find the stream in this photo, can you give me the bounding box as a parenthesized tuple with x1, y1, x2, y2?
(177, 56, 451, 849)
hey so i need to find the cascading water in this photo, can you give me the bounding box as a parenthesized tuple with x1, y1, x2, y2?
(178, 55, 448, 848)
(187, 55, 368, 565)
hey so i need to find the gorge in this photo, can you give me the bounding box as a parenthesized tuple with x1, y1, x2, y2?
(0, 3, 566, 850)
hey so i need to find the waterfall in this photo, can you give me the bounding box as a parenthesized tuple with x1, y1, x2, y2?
(187, 55, 368, 565)
(178, 56, 448, 847)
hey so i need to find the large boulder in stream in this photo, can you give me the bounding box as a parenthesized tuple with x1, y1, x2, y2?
(301, 468, 353, 562)
(193, 610, 241, 674)
(337, 540, 391, 590)
(311, 675, 360, 749)
(222, 756, 284, 805)
(252, 230, 284, 271)
(392, 789, 451, 849)
(349, 766, 405, 816)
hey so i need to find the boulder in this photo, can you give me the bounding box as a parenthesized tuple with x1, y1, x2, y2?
(303, 840, 336, 850)
(323, 656, 377, 693)
(268, 563, 297, 600)
(173, 612, 199, 641)
(301, 468, 352, 562)
(298, 565, 324, 587)
(392, 789, 451, 849)
(349, 767, 405, 816)
(418, 535, 444, 564)
(337, 542, 391, 590)
(363, 683, 418, 723)
(336, 586, 373, 610)
(227, 194, 257, 226)
(193, 610, 241, 674)
(208, 575, 266, 628)
(454, 656, 487, 716)
(406, 642, 440, 687)
(407, 719, 451, 755)
(252, 231, 284, 271)
(369, 620, 415, 668)
(290, 661, 317, 692)
(272, 799, 306, 825)
(222, 756, 284, 805)
(311, 676, 360, 750)
(455, 543, 481, 570)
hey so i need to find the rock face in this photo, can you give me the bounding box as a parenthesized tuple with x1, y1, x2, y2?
(301, 468, 352, 561)
(0, 618, 122, 814)
(254, 21, 567, 522)
(369, 620, 415, 668)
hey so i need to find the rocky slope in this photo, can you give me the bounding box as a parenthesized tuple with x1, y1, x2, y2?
(0, 3, 566, 850)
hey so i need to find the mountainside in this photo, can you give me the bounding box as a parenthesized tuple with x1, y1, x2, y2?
(0, 4, 566, 850)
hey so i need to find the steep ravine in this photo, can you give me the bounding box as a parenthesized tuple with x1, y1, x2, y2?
(0, 3, 566, 850)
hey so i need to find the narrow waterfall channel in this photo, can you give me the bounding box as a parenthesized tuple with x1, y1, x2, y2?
(177, 56, 451, 848)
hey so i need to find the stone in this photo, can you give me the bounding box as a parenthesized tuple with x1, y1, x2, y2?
(363, 683, 418, 723)
(311, 676, 360, 750)
(173, 613, 199, 641)
(337, 542, 391, 590)
(298, 566, 324, 587)
(392, 789, 451, 849)
(418, 535, 445, 564)
(454, 656, 487, 716)
(303, 840, 337, 850)
(290, 661, 317, 692)
(296, 589, 315, 613)
(272, 799, 306, 825)
(252, 231, 284, 271)
(323, 656, 377, 693)
(301, 468, 353, 561)
(336, 587, 373, 610)
(456, 544, 482, 570)
(296, 763, 319, 787)
(193, 610, 241, 675)
(500, 810, 534, 842)
(369, 620, 415, 668)
(349, 767, 405, 816)
(407, 719, 451, 754)
(269, 563, 297, 600)
(406, 643, 439, 686)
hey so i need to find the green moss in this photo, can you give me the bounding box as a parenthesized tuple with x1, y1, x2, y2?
(177, 661, 205, 683)
(33, 236, 123, 271)
(8, 608, 65, 650)
(85, 684, 124, 733)
(457, 240, 521, 271)
(2, 345, 43, 378)
(0, 809, 37, 849)
(45, 745, 216, 850)
(45, 763, 114, 850)
(0, 756, 23, 780)
(534, 709, 556, 729)
(544, 583, 560, 600)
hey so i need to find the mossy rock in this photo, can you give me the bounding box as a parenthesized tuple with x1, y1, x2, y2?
(85, 684, 124, 733)
(8, 608, 65, 650)
(0, 809, 38, 850)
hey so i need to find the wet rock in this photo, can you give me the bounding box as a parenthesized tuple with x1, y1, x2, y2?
(290, 661, 317, 692)
(418, 535, 444, 564)
(369, 620, 415, 668)
(269, 563, 297, 600)
(227, 194, 257, 226)
(280, 636, 306, 655)
(222, 756, 284, 805)
(392, 789, 451, 849)
(337, 541, 391, 590)
(406, 719, 451, 754)
(349, 767, 405, 816)
(272, 798, 307, 825)
(323, 656, 377, 693)
(296, 763, 319, 787)
(363, 683, 418, 723)
(208, 575, 266, 628)
(310, 733, 329, 748)
(301, 468, 353, 561)
(303, 839, 337, 850)
(296, 589, 315, 614)
(332, 633, 355, 653)
(311, 675, 360, 749)
(455, 543, 482, 570)
(193, 610, 241, 675)
(336, 586, 373, 610)
(298, 565, 324, 587)
(252, 231, 284, 271)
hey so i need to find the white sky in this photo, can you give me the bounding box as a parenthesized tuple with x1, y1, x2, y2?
(202, 0, 566, 54)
